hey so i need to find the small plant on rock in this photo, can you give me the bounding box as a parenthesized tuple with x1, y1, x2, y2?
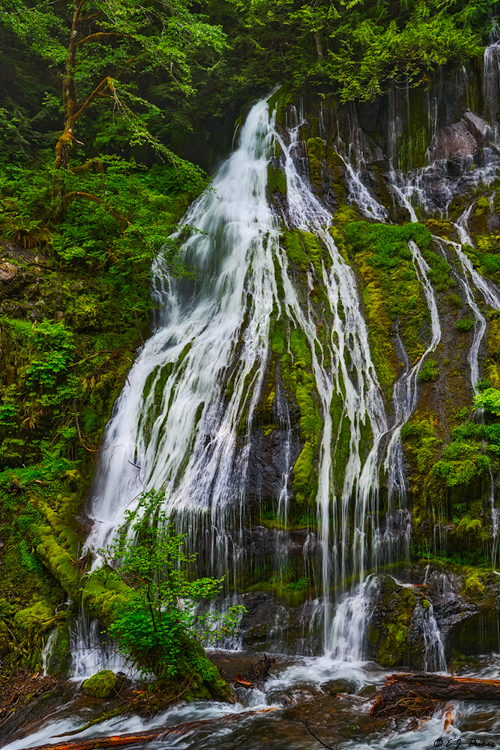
(418, 358, 439, 383)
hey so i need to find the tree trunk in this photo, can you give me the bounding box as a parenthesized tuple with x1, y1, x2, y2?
(55, 0, 85, 172)
(370, 673, 500, 718)
(315, 30, 323, 60)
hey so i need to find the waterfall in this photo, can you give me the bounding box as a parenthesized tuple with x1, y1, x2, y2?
(69, 609, 132, 680)
(85, 96, 397, 660)
(483, 41, 500, 132)
(87, 100, 280, 575)
(83, 50, 500, 673)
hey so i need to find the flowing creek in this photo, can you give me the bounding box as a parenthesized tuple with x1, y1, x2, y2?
(10, 41, 500, 750)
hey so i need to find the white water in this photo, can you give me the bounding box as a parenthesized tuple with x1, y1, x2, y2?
(69, 609, 133, 680)
(422, 599, 447, 673)
(87, 99, 280, 570)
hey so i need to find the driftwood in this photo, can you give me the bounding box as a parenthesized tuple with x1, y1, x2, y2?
(24, 708, 277, 750)
(371, 673, 500, 719)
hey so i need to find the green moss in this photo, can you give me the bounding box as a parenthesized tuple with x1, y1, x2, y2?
(82, 669, 118, 699)
(448, 293, 463, 308)
(456, 318, 475, 333)
(463, 571, 485, 599)
(345, 221, 437, 382)
(426, 218, 453, 238)
(267, 163, 287, 195)
(475, 196, 490, 217)
(284, 229, 326, 275)
(333, 205, 359, 226)
(307, 137, 324, 186)
(293, 441, 316, 504)
(270, 320, 286, 355)
(455, 516, 487, 545)
(14, 600, 54, 636)
(418, 358, 439, 383)
(285, 230, 309, 270)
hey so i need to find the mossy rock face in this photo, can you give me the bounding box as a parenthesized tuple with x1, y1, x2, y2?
(358, 684, 377, 698)
(82, 670, 118, 699)
(14, 600, 54, 637)
(448, 613, 500, 657)
(368, 575, 417, 668)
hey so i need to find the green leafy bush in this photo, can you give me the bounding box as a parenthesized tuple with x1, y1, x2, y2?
(448, 293, 463, 308)
(455, 317, 475, 332)
(473, 387, 500, 415)
(418, 358, 439, 383)
(102, 490, 244, 679)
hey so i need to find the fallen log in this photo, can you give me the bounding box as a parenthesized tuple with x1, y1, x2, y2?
(25, 708, 277, 750)
(371, 673, 500, 718)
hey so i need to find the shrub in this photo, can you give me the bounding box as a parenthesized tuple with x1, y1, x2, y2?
(418, 358, 439, 383)
(456, 318, 475, 333)
(102, 490, 244, 680)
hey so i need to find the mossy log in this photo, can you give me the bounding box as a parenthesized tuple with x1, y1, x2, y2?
(371, 673, 500, 717)
(24, 708, 277, 750)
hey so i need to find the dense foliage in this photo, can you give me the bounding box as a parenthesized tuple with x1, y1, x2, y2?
(205, 0, 499, 109)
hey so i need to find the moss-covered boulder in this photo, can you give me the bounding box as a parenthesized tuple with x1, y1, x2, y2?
(368, 575, 417, 668)
(82, 670, 118, 699)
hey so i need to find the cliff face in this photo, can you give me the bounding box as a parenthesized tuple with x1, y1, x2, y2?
(231, 54, 500, 659)
(3, 46, 500, 680)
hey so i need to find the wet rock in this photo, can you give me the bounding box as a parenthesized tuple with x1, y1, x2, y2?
(462, 110, 491, 143)
(322, 679, 356, 695)
(267, 682, 321, 706)
(448, 612, 500, 656)
(82, 669, 118, 699)
(376, 509, 412, 543)
(0, 261, 17, 280)
(245, 424, 301, 503)
(411, 565, 500, 660)
(430, 120, 479, 161)
(358, 684, 377, 698)
(239, 592, 292, 649)
(367, 575, 417, 668)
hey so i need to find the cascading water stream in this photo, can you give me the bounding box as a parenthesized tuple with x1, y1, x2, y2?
(87, 100, 281, 574)
(69, 609, 132, 680)
(85, 97, 392, 662)
(382, 240, 442, 496)
(454, 205, 500, 309)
